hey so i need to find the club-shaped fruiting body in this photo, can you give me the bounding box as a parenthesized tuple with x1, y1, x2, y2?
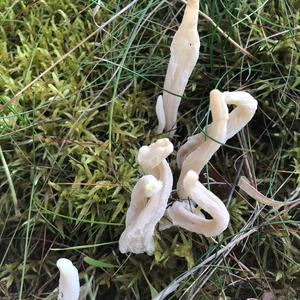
(119, 175, 163, 254)
(56, 258, 80, 300)
(156, 0, 200, 135)
(167, 170, 230, 236)
(119, 138, 173, 255)
(177, 90, 258, 169)
(177, 89, 229, 199)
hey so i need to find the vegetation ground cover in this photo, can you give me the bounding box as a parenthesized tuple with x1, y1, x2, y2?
(0, 0, 299, 299)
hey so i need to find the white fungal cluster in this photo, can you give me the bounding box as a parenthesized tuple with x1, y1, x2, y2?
(29, 2, 292, 298)
(118, 0, 269, 255)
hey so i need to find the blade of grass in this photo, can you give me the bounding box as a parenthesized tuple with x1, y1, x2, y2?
(51, 241, 118, 251)
(108, 0, 155, 149)
(0, 146, 19, 216)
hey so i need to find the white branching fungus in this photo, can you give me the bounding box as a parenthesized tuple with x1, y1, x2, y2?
(56, 258, 80, 300)
(167, 170, 230, 236)
(119, 138, 173, 255)
(177, 89, 229, 199)
(177, 90, 258, 169)
(156, 0, 200, 135)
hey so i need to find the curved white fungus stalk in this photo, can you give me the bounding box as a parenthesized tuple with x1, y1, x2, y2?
(223, 91, 258, 139)
(177, 89, 229, 199)
(124, 175, 163, 227)
(56, 258, 80, 300)
(156, 0, 200, 135)
(177, 90, 258, 169)
(119, 175, 163, 255)
(119, 138, 173, 255)
(160, 199, 204, 231)
(167, 170, 230, 236)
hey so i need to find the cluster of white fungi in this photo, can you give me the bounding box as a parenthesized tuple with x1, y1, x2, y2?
(119, 0, 258, 255)
(55, 1, 287, 299)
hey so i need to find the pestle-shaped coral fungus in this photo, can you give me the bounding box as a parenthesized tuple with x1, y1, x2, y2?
(167, 170, 230, 236)
(176, 89, 229, 199)
(156, 0, 200, 135)
(177, 90, 258, 169)
(119, 138, 173, 255)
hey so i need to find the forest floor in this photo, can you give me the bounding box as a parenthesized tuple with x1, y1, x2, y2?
(0, 1, 299, 299)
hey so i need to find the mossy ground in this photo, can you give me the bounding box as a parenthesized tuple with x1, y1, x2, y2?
(0, 1, 299, 299)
